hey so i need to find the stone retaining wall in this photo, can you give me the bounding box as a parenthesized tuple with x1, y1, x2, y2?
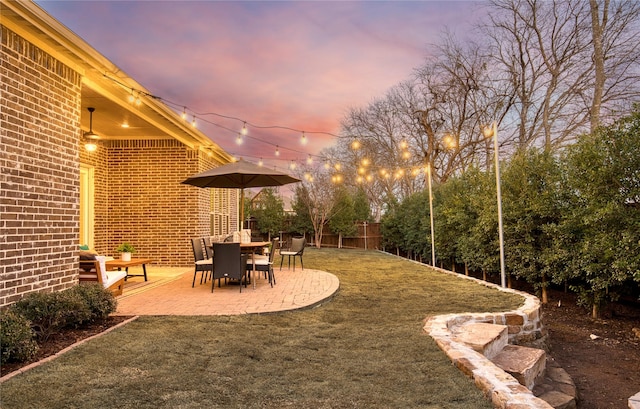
(423, 266, 552, 408)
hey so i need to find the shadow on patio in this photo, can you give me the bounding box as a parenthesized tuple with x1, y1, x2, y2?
(115, 265, 340, 316)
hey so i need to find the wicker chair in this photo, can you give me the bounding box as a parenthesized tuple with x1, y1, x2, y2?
(190, 238, 213, 287)
(280, 237, 305, 271)
(212, 242, 249, 292)
(248, 238, 279, 287)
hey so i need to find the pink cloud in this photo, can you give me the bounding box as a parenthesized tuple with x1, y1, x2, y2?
(37, 1, 482, 166)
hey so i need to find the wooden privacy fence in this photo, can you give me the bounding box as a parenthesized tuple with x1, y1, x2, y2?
(249, 222, 382, 251)
(319, 222, 382, 250)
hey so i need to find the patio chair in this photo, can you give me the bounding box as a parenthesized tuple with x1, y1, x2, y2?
(280, 237, 305, 271)
(247, 238, 279, 287)
(191, 238, 213, 287)
(79, 257, 127, 296)
(203, 237, 213, 259)
(212, 242, 249, 292)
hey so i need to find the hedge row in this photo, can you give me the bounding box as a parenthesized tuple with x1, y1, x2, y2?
(1, 284, 117, 365)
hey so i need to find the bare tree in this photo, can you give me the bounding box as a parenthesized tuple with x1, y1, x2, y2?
(588, 0, 640, 130)
(292, 165, 339, 248)
(414, 33, 512, 177)
(485, 0, 640, 149)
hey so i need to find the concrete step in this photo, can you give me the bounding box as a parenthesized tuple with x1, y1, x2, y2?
(451, 322, 508, 359)
(533, 357, 577, 409)
(491, 344, 546, 390)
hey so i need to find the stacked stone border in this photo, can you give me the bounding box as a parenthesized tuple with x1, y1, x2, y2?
(421, 265, 553, 408)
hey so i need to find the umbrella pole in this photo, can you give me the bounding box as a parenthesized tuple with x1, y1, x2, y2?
(240, 188, 244, 230)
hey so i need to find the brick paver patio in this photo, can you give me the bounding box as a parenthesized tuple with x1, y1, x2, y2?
(114, 266, 340, 315)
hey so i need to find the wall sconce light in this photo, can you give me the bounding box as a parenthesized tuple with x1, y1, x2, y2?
(84, 107, 99, 152)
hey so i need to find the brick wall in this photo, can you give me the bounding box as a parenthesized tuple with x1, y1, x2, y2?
(90, 140, 224, 266)
(1, 25, 237, 308)
(80, 140, 236, 266)
(1, 26, 82, 307)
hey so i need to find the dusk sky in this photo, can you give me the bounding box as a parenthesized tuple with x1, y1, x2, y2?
(37, 1, 483, 170)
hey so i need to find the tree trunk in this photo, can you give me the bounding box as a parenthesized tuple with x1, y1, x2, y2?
(589, 0, 608, 131)
(482, 269, 487, 281)
(541, 273, 548, 304)
(465, 263, 469, 276)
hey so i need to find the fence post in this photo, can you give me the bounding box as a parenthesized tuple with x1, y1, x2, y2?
(363, 221, 368, 250)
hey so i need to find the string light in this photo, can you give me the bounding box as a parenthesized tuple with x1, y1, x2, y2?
(101, 74, 342, 166)
(236, 133, 243, 145)
(306, 155, 313, 165)
(258, 158, 263, 166)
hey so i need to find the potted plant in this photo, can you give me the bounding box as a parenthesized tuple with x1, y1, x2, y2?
(115, 243, 136, 261)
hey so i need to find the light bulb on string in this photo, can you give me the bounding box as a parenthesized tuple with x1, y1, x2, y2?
(236, 133, 243, 145)
(306, 155, 313, 165)
(290, 161, 296, 170)
(258, 158, 263, 166)
(241, 122, 248, 135)
(275, 146, 280, 156)
(128, 91, 135, 104)
(191, 116, 197, 128)
(301, 132, 307, 145)
(351, 140, 361, 150)
(181, 107, 187, 120)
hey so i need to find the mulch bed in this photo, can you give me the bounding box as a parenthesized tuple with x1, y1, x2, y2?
(1, 315, 133, 377)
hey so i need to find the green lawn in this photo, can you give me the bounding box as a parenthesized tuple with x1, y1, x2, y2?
(1, 248, 522, 408)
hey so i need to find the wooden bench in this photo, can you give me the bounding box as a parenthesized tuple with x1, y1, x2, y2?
(79, 258, 127, 296)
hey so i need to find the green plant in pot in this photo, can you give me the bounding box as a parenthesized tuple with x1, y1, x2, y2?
(115, 243, 136, 261)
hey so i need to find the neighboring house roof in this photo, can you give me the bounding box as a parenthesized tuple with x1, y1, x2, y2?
(0, 0, 232, 163)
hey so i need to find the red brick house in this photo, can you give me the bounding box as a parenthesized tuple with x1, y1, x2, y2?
(1, 1, 239, 307)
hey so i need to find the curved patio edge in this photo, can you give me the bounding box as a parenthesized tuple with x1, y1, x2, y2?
(421, 265, 553, 409)
(114, 268, 340, 316)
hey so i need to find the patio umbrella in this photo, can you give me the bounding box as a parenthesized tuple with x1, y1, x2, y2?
(181, 159, 300, 228)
